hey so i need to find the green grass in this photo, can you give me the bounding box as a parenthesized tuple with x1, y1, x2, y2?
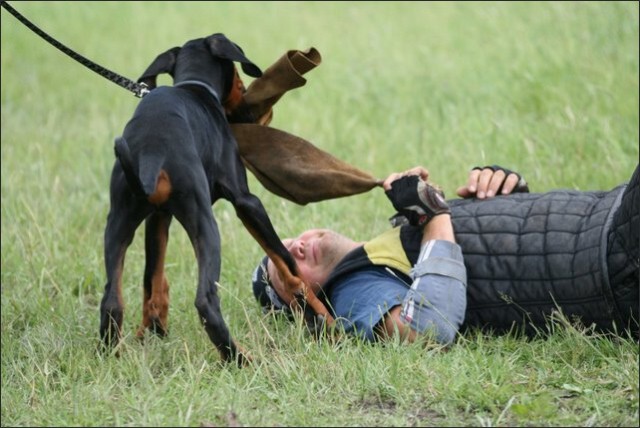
(2, 1, 638, 426)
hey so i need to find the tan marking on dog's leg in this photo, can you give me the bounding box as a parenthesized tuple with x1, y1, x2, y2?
(136, 287, 151, 339)
(136, 218, 170, 338)
(239, 221, 334, 328)
(105, 246, 126, 355)
(268, 252, 335, 326)
(136, 274, 169, 338)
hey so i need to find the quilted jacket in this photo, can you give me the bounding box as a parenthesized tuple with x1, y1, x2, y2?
(447, 183, 632, 335)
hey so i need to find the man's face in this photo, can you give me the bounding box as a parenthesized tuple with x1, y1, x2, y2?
(266, 229, 357, 304)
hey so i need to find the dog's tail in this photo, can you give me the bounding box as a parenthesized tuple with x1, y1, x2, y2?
(115, 137, 146, 198)
(114, 137, 164, 199)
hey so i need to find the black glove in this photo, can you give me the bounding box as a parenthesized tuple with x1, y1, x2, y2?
(385, 175, 450, 227)
(472, 165, 530, 193)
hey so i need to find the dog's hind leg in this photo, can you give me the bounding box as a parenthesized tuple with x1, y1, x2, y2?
(136, 211, 173, 339)
(100, 195, 148, 352)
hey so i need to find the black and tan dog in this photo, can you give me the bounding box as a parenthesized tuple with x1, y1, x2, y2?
(99, 33, 330, 365)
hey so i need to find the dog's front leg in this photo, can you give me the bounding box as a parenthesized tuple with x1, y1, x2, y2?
(233, 193, 335, 330)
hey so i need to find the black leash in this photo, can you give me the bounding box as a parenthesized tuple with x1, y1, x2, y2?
(1, 0, 149, 98)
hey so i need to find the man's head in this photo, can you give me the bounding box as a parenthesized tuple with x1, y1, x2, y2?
(251, 229, 361, 312)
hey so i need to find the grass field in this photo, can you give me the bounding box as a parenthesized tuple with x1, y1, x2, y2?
(2, 1, 638, 426)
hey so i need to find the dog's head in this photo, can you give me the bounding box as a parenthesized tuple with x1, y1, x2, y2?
(137, 33, 262, 116)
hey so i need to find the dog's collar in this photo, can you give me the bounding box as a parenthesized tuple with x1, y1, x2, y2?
(175, 80, 221, 105)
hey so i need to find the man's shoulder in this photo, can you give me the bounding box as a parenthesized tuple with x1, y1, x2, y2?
(325, 249, 412, 292)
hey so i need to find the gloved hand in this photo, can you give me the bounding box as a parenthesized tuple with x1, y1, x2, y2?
(385, 175, 450, 227)
(456, 165, 530, 199)
(471, 165, 529, 193)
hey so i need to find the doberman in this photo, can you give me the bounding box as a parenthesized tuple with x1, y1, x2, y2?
(99, 33, 332, 366)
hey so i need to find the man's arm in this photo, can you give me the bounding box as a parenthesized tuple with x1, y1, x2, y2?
(382, 177, 467, 345)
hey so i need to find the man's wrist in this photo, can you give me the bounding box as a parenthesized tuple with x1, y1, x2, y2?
(421, 214, 455, 243)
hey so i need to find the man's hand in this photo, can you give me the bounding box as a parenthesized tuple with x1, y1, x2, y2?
(456, 165, 529, 199)
(385, 175, 450, 227)
(382, 166, 430, 190)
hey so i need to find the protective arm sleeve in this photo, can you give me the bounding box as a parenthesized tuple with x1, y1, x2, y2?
(400, 240, 467, 345)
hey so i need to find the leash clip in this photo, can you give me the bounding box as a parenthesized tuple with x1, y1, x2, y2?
(135, 82, 150, 98)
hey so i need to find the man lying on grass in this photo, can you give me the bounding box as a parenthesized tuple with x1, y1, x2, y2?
(252, 164, 639, 344)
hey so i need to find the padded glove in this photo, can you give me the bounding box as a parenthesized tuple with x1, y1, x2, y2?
(385, 175, 450, 227)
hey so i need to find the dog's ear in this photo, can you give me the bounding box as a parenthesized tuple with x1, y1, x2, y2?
(137, 47, 182, 89)
(206, 33, 262, 78)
